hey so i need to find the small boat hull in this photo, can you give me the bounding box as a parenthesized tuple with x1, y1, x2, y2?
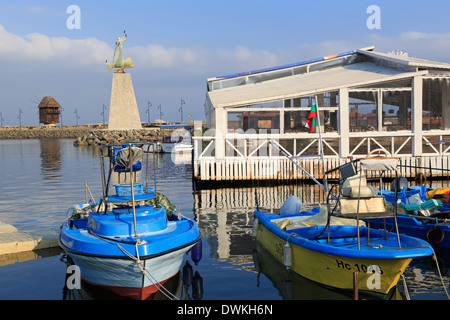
(369, 215, 450, 248)
(67, 243, 195, 300)
(255, 221, 410, 294)
(159, 142, 193, 154)
(380, 187, 450, 250)
(254, 210, 433, 295)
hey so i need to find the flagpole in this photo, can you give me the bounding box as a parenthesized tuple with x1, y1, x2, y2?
(314, 95, 328, 194)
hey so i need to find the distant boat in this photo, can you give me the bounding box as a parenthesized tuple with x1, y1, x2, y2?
(59, 142, 201, 300)
(157, 138, 193, 154)
(156, 124, 193, 154)
(253, 157, 434, 296)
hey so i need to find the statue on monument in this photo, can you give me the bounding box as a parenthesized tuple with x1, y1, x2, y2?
(106, 31, 135, 73)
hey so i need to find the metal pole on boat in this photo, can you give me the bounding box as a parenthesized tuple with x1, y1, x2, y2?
(152, 145, 157, 192)
(356, 169, 362, 250)
(128, 144, 139, 238)
(100, 147, 106, 198)
(314, 95, 328, 194)
(393, 171, 402, 248)
(145, 143, 149, 190)
(353, 272, 359, 300)
(85, 180, 88, 203)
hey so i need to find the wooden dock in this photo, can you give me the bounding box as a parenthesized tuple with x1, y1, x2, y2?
(193, 154, 450, 186)
(0, 221, 59, 256)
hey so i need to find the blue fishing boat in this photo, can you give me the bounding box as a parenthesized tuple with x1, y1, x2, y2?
(253, 156, 435, 296)
(374, 179, 450, 252)
(59, 142, 201, 300)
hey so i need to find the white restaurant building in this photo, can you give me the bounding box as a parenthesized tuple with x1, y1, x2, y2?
(193, 46, 450, 184)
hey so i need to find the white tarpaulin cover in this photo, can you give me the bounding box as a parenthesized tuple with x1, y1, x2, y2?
(359, 157, 399, 171)
(272, 206, 365, 231)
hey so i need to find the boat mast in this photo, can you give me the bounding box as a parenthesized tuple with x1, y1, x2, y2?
(127, 143, 139, 239)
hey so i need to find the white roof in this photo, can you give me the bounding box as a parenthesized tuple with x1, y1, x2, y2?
(208, 61, 422, 108)
(357, 50, 450, 70)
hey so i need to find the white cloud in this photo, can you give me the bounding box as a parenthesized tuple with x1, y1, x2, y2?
(0, 25, 111, 66)
(129, 44, 201, 69)
(25, 6, 47, 15)
(1, 23, 450, 76)
(0, 25, 276, 75)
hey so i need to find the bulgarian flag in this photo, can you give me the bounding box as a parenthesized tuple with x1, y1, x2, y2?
(307, 104, 317, 133)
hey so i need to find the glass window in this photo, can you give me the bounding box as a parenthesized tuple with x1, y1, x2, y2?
(423, 79, 443, 130)
(284, 92, 339, 133)
(227, 111, 280, 133)
(284, 109, 309, 133)
(349, 91, 378, 132)
(382, 90, 411, 131)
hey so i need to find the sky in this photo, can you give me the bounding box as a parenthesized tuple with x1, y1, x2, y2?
(1, 0, 450, 126)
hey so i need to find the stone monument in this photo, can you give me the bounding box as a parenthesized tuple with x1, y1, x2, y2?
(106, 32, 142, 130)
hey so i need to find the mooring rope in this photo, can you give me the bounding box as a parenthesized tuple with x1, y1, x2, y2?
(89, 231, 179, 300)
(400, 273, 411, 300)
(431, 249, 450, 300)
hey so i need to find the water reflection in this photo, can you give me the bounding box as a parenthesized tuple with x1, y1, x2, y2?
(194, 185, 450, 300)
(40, 139, 61, 179)
(2, 139, 450, 299)
(194, 184, 323, 262)
(0, 247, 62, 267)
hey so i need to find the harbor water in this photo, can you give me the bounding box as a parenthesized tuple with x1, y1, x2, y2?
(0, 139, 449, 300)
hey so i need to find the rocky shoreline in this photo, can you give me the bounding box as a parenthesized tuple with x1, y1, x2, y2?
(73, 128, 160, 146)
(0, 127, 161, 145)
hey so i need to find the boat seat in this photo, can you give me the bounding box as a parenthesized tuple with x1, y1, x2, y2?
(114, 162, 142, 173)
(113, 146, 143, 173)
(338, 172, 395, 218)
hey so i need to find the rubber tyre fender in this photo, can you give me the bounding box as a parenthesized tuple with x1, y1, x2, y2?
(425, 225, 445, 245)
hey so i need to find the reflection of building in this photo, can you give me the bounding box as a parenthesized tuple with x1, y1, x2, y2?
(38, 96, 61, 125)
(195, 46, 450, 183)
(194, 185, 323, 262)
(40, 139, 61, 178)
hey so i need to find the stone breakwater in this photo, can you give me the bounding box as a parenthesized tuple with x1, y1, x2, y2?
(0, 126, 161, 145)
(0, 127, 93, 140)
(73, 128, 159, 146)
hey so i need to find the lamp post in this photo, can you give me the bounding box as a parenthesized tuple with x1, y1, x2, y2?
(60, 107, 64, 127)
(101, 104, 106, 126)
(179, 98, 185, 122)
(158, 104, 163, 121)
(146, 101, 151, 123)
(18, 109, 23, 128)
(74, 109, 80, 126)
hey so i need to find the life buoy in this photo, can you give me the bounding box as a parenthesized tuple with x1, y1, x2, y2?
(425, 225, 445, 245)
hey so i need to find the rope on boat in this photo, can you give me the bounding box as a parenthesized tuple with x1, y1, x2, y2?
(133, 241, 180, 301)
(89, 231, 179, 300)
(431, 249, 450, 300)
(400, 274, 410, 300)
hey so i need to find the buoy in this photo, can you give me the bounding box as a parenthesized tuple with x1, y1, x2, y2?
(191, 239, 202, 265)
(252, 218, 259, 238)
(192, 271, 203, 300)
(182, 260, 193, 286)
(391, 176, 408, 192)
(283, 241, 292, 268)
(280, 195, 302, 215)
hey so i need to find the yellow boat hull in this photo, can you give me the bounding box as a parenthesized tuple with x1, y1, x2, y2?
(255, 222, 411, 295)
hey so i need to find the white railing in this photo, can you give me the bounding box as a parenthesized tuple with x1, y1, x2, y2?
(192, 132, 450, 182)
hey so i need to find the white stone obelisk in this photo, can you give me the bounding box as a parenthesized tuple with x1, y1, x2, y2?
(108, 72, 142, 130)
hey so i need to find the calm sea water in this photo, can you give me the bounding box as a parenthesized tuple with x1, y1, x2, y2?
(0, 139, 449, 300)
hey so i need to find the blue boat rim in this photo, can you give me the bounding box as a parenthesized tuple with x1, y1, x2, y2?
(58, 232, 201, 260)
